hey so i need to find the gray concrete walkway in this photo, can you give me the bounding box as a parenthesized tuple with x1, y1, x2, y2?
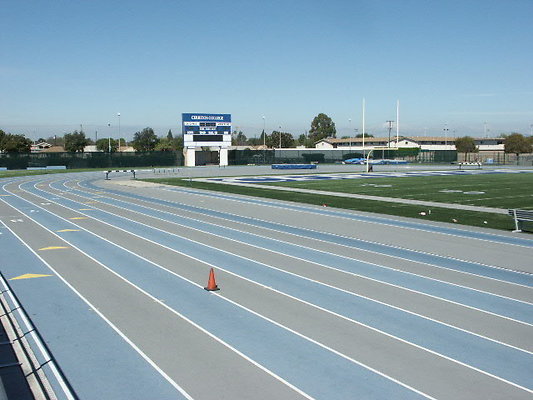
(197, 180, 509, 214)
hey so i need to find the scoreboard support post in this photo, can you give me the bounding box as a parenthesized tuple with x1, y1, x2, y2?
(185, 147, 196, 167)
(219, 147, 228, 166)
(182, 113, 231, 167)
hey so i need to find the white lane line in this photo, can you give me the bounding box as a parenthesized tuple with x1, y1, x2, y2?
(156, 183, 533, 250)
(0, 230, 76, 400)
(21, 181, 533, 393)
(77, 179, 533, 284)
(67, 180, 533, 307)
(15, 185, 436, 400)
(2, 183, 315, 400)
(59, 181, 533, 335)
(0, 218, 194, 400)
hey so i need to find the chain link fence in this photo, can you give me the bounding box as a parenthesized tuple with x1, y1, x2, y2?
(4, 149, 532, 169)
(0, 151, 183, 169)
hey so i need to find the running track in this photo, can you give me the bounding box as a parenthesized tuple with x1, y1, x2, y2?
(0, 172, 532, 399)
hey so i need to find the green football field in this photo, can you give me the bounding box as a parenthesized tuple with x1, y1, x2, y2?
(262, 172, 533, 210)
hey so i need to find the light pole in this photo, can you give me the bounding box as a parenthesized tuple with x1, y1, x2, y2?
(352, 128, 358, 151)
(386, 120, 394, 148)
(262, 116, 266, 147)
(443, 124, 449, 148)
(117, 113, 121, 152)
(279, 126, 282, 148)
(107, 123, 111, 153)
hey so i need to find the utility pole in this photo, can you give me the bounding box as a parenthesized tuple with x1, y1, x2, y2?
(386, 120, 394, 148)
(396, 100, 400, 145)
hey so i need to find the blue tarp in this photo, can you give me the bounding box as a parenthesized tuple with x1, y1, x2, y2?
(272, 164, 317, 170)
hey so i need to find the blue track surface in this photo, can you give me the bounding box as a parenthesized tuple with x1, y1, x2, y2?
(0, 173, 531, 399)
(0, 223, 184, 400)
(14, 179, 533, 390)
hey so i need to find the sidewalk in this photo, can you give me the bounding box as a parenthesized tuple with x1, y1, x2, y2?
(208, 181, 509, 215)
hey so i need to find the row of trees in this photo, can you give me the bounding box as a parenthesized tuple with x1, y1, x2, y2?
(0, 128, 184, 153)
(455, 133, 533, 157)
(0, 130, 33, 152)
(231, 113, 340, 148)
(2, 117, 533, 155)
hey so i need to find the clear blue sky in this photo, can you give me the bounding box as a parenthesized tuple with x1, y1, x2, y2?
(2, 0, 532, 141)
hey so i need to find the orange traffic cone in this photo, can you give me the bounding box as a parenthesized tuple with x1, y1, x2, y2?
(204, 268, 220, 291)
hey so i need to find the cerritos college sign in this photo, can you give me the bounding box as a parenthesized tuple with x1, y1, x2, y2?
(182, 113, 232, 148)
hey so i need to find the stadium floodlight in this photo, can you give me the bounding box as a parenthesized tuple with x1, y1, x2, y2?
(117, 113, 121, 151)
(107, 122, 111, 153)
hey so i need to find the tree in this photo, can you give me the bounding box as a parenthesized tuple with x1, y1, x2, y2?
(167, 129, 173, 140)
(46, 135, 63, 146)
(504, 133, 532, 157)
(155, 137, 178, 151)
(64, 131, 89, 152)
(259, 130, 267, 146)
(309, 113, 336, 142)
(132, 127, 159, 151)
(232, 130, 248, 146)
(96, 138, 118, 153)
(455, 136, 478, 154)
(246, 137, 263, 146)
(268, 131, 294, 148)
(356, 133, 374, 138)
(0, 133, 32, 153)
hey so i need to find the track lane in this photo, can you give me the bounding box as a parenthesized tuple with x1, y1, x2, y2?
(55, 180, 533, 325)
(0, 204, 192, 400)
(3, 179, 434, 400)
(2, 172, 532, 399)
(79, 178, 533, 280)
(12, 178, 532, 394)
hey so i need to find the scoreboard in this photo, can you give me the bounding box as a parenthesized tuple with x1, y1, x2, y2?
(182, 113, 232, 148)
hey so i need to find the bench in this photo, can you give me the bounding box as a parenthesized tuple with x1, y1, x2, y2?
(508, 209, 533, 232)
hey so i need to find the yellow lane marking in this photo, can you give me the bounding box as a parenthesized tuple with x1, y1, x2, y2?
(69, 217, 88, 220)
(0, 194, 11, 197)
(39, 246, 69, 251)
(78, 208, 93, 211)
(57, 229, 80, 232)
(10, 274, 53, 280)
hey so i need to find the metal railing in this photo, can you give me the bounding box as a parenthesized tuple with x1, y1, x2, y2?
(0, 272, 78, 400)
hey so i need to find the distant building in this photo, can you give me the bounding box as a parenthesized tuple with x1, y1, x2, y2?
(315, 136, 505, 152)
(30, 142, 53, 152)
(83, 145, 101, 152)
(43, 146, 66, 152)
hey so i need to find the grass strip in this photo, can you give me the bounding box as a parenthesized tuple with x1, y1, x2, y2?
(263, 172, 533, 210)
(143, 178, 515, 231)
